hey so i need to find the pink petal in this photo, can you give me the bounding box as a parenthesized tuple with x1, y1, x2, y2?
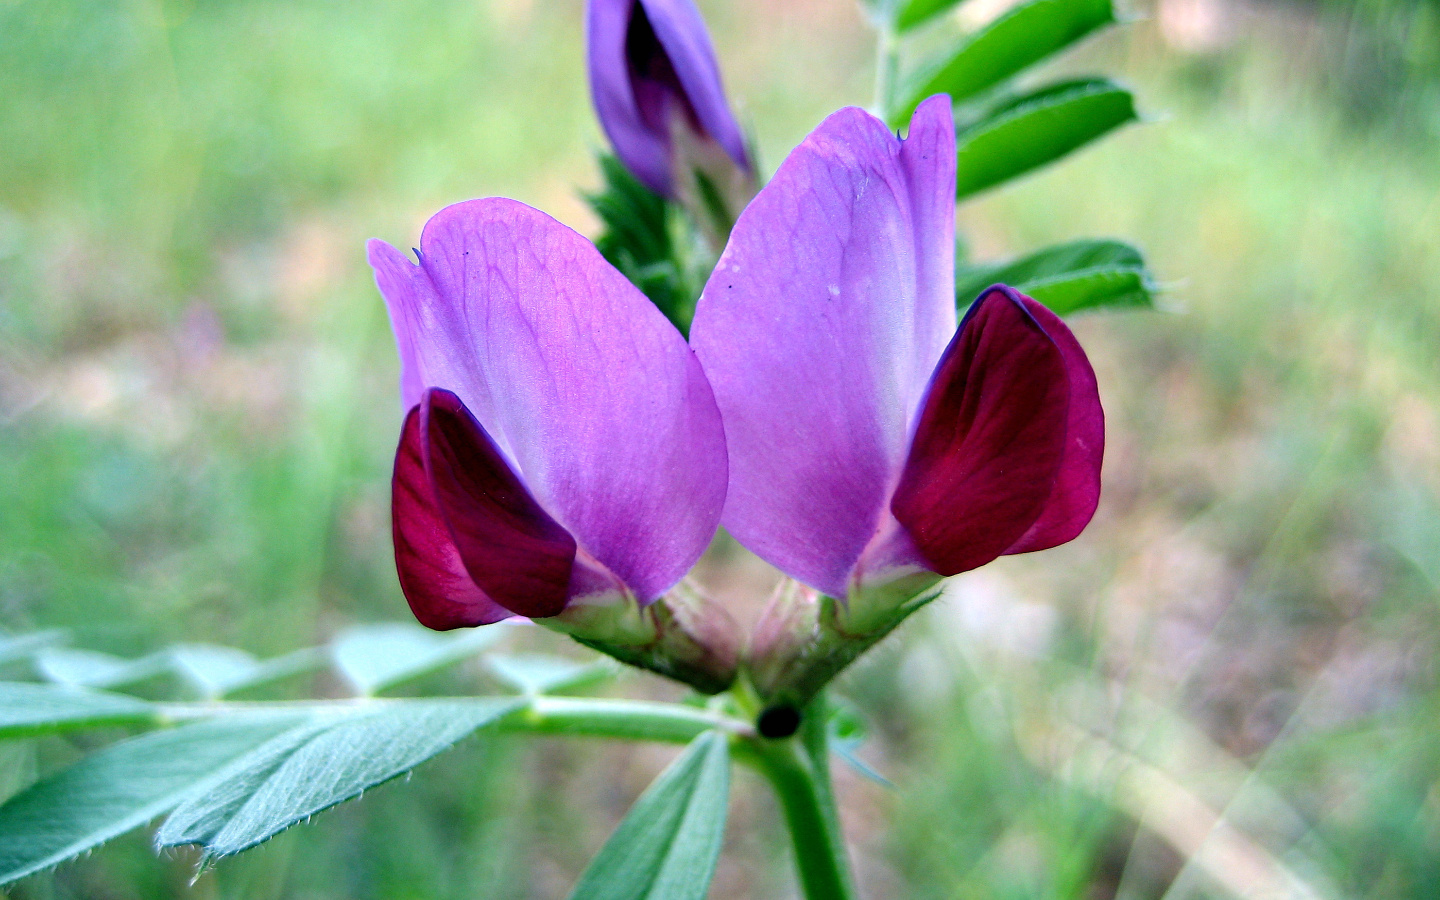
(369, 198, 727, 603)
(690, 96, 956, 597)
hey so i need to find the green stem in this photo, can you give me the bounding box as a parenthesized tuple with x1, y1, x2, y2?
(155, 695, 750, 745)
(506, 695, 747, 744)
(745, 733, 856, 900)
(799, 694, 845, 853)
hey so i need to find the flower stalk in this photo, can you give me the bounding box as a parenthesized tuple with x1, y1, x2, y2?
(744, 720, 855, 900)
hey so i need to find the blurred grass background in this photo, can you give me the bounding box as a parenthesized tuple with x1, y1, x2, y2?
(2, 0, 1439, 896)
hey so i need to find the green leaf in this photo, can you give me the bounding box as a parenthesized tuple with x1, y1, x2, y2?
(568, 731, 731, 900)
(0, 631, 64, 668)
(955, 238, 1156, 314)
(170, 645, 323, 699)
(156, 698, 522, 859)
(330, 622, 502, 695)
(1021, 266, 1155, 314)
(169, 645, 263, 698)
(152, 722, 335, 848)
(896, 0, 964, 31)
(0, 715, 305, 886)
(825, 701, 893, 789)
(893, 0, 1117, 123)
(486, 654, 613, 696)
(954, 78, 1137, 199)
(33, 647, 169, 690)
(0, 682, 158, 738)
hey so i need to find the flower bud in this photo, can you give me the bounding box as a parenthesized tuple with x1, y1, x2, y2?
(587, 0, 755, 239)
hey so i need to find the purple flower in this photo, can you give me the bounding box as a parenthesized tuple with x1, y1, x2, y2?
(586, 0, 751, 199)
(690, 96, 1104, 604)
(367, 198, 728, 629)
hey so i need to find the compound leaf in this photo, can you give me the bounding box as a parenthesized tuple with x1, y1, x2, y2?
(158, 699, 522, 859)
(0, 715, 304, 886)
(894, 0, 1117, 123)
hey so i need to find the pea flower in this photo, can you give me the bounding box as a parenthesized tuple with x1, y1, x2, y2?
(587, 0, 754, 231)
(367, 198, 737, 692)
(689, 97, 1104, 701)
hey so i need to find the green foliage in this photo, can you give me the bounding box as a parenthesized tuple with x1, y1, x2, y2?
(567, 731, 731, 900)
(0, 626, 530, 886)
(155, 699, 522, 860)
(954, 78, 1138, 199)
(956, 239, 1157, 314)
(170, 644, 325, 699)
(879, 0, 1155, 294)
(485, 653, 614, 696)
(0, 716, 304, 885)
(329, 623, 502, 696)
(892, 0, 1118, 123)
(895, 0, 966, 32)
(0, 682, 157, 738)
(0, 632, 64, 667)
(33, 647, 173, 690)
(0, 627, 759, 892)
(586, 154, 705, 337)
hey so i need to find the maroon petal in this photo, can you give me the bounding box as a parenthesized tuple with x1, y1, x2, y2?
(393, 389, 578, 625)
(891, 285, 1088, 576)
(1002, 297, 1104, 555)
(422, 389, 579, 618)
(392, 404, 512, 630)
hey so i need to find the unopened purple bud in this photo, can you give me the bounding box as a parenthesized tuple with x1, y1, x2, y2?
(587, 0, 754, 224)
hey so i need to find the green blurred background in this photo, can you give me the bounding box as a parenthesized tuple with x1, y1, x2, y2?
(2, 0, 1439, 896)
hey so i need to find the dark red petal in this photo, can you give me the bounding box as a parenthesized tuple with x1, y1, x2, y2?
(1002, 297, 1104, 555)
(891, 286, 1072, 576)
(419, 389, 577, 619)
(392, 405, 513, 630)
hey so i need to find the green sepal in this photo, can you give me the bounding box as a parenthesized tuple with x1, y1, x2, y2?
(746, 577, 947, 711)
